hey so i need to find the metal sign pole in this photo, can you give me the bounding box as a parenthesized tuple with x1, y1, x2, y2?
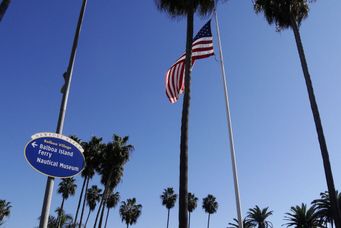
(38, 0, 87, 227)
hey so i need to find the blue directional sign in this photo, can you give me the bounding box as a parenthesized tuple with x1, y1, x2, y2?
(24, 132, 85, 178)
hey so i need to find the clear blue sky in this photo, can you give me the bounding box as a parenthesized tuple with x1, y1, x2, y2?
(1, 0, 341, 227)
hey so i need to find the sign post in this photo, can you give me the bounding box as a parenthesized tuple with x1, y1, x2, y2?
(36, 0, 88, 227)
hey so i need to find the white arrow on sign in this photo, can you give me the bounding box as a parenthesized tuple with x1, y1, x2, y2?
(31, 141, 38, 148)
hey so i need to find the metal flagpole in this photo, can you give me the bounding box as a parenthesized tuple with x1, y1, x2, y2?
(38, 0, 87, 227)
(214, 10, 244, 228)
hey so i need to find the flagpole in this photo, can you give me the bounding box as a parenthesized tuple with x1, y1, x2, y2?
(214, 10, 244, 228)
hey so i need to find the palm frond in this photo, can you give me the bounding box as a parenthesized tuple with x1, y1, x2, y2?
(254, 0, 314, 31)
(155, 0, 216, 18)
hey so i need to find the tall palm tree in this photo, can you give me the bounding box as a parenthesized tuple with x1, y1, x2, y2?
(104, 192, 120, 228)
(312, 191, 341, 228)
(284, 203, 322, 228)
(155, 1, 216, 227)
(246, 205, 273, 228)
(57, 177, 77, 227)
(84, 185, 102, 227)
(253, 0, 341, 226)
(76, 136, 104, 228)
(119, 198, 142, 228)
(227, 218, 252, 228)
(187, 192, 198, 228)
(0, 0, 10, 21)
(95, 134, 134, 228)
(0, 199, 11, 225)
(161, 187, 177, 228)
(202, 194, 218, 228)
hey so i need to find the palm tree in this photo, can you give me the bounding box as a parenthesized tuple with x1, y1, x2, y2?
(284, 203, 322, 228)
(202, 194, 218, 228)
(47, 215, 59, 228)
(76, 136, 104, 228)
(227, 218, 252, 228)
(57, 177, 77, 227)
(39, 209, 80, 228)
(0, 199, 11, 225)
(84, 185, 102, 227)
(0, 0, 10, 21)
(312, 191, 341, 228)
(161, 187, 177, 228)
(95, 135, 134, 228)
(119, 198, 142, 228)
(246, 205, 273, 228)
(104, 192, 120, 228)
(253, 0, 341, 226)
(312, 191, 333, 227)
(187, 192, 198, 228)
(53, 207, 74, 228)
(155, 1, 217, 227)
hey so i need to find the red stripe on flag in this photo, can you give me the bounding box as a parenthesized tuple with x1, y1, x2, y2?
(164, 21, 214, 103)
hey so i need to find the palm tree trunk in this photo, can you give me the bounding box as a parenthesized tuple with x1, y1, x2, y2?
(290, 17, 341, 228)
(0, 0, 10, 21)
(79, 176, 90, 228)
(98, 200, 106, 228)
(74, 177, 87, 227)
(60, 197, 65, 214)
(167, 208, 170, 228)
(178, 6, 194, 228)
(93, 195, 104, 228)
(96, 169, 114, 228)
(58, 198, 65, 228)
(85, 209, 91, 227)
(97, 184, 109, 228)
(104, 208, 110, 228)
(207, 213, 210, 228)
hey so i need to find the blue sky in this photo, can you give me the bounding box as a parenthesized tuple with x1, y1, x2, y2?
(1, 0, 341, 227)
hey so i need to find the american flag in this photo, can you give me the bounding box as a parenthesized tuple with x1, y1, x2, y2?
(165, 20, 214, 103)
